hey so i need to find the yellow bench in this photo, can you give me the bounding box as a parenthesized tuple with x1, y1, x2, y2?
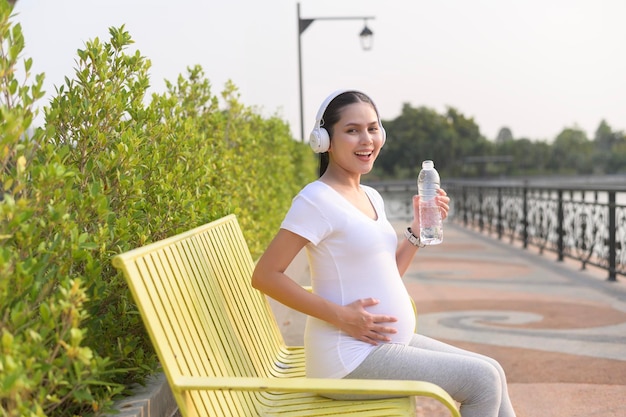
(112, 214, 460, 417)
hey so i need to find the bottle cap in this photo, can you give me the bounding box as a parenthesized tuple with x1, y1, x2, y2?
(422, 160, 434, 169)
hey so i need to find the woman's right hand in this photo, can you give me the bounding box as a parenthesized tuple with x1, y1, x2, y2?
(336, 298, 398, 346)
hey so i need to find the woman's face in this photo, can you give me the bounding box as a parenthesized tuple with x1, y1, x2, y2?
(327, 101, 383, 176)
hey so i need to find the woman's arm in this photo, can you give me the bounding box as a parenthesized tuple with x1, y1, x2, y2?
(252, 228, 398, 345)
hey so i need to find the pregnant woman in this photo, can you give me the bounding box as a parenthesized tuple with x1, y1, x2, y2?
(251, 89, 516, 417)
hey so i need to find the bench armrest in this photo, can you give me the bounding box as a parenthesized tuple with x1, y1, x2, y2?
(172, 376, 459, 417)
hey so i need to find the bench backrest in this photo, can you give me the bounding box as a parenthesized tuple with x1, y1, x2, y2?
(112, 215, 286, 415)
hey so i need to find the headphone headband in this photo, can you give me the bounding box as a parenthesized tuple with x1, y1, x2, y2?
(309, 89, 386, 153)
(314, 89, 352, 128)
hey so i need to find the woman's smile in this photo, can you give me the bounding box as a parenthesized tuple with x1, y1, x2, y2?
(354, 150, 374, 161)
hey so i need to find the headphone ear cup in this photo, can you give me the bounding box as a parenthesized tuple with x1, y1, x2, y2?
(309, 127, 330, 153)
(310, 89, 349, 154)
(381, 126, 387, 147)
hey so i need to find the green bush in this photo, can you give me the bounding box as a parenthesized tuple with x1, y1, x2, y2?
(0, 2, 316, 414)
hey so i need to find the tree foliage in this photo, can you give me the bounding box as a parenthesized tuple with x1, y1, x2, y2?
(495, 127, 513, 143)
(374, 103, 625, 180)
(374, 103, 490, 179)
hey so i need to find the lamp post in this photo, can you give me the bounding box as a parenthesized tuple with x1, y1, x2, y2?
(297, 2, 376, 141)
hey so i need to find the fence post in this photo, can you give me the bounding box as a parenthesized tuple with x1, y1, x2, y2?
(522, 186, 528, 249)
(478, 187, 484, 232)
(557, 189, 564, 262)
(497, 187, 503, 240)
(463, 186, 468, 227)
(608, 191, 617, 282)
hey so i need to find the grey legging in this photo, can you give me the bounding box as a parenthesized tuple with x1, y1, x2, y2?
(325, 334, 516, 417)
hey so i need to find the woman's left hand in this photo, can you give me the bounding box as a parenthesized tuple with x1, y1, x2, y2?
(436, 188, 450, 220)
(410, 188, 450, 230)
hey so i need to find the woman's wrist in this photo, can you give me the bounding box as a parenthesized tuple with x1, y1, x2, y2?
(404, 227, 425, 248)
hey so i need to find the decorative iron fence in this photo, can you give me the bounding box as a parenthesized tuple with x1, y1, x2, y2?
(367, 178, 626, 282)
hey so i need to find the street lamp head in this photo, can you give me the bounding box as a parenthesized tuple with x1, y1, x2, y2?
(359, 21, 374, 51)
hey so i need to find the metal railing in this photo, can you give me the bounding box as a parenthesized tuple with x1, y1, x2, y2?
(367, 178, 626, 282)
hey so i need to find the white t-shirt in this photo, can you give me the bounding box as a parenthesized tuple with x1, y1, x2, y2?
(280, 181, 416, 378)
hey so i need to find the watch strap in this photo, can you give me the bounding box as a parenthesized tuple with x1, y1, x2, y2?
(405, 227, 425, 248)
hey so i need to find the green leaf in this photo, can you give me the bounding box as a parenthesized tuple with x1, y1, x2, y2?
(1, 330, 14, 352)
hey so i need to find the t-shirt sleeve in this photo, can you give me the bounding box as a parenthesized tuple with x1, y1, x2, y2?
(280, 193, 332, 246)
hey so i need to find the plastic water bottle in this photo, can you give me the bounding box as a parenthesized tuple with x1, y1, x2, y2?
(417, 160, 443, 245)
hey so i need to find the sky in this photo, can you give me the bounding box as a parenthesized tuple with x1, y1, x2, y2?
(12, 0, 626, 143)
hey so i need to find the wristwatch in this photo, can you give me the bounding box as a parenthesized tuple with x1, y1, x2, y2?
(405, 227, 425, 248)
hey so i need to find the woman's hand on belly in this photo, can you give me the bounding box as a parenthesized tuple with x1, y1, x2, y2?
(334, 298, 398, 345)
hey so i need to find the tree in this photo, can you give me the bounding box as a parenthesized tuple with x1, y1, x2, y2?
(373, 104, 493, 179)
(592, 120, 626, 173)
(594, 120, 615, 151)
(496, 127, 514, 143)
(549, 127, 593, 174)
(495, 137, 551, 176)
(377, 104, 456, 179)
(445, 107, 492, 176)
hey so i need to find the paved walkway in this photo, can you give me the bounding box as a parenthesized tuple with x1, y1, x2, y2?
(271, 221, 626, 417)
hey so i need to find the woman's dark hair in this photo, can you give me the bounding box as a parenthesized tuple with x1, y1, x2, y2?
(318, 91, 377, 176)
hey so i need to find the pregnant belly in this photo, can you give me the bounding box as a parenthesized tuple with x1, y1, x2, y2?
(366, 296, 416, 343)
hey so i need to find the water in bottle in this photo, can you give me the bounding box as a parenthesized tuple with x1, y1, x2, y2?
(417, 160, 443, 245)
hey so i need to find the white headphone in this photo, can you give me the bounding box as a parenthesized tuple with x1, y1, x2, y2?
(309, 89, 387, 153)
